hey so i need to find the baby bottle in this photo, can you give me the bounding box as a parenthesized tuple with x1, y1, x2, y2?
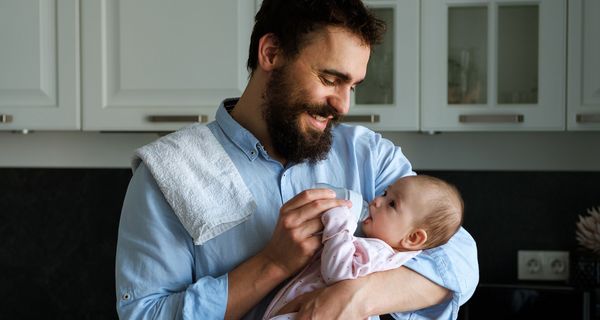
(314, 183, 370, 222)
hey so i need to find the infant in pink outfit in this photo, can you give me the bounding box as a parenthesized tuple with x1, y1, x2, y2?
(262, 175, 464, 319)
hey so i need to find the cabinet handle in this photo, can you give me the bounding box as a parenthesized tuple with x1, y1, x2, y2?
(576, 114, 600, 124)
(147, 115, 208, 123)
(0, 114, 13, 123)
(342, 114, 380, 123)
(459, 114, 524, 124)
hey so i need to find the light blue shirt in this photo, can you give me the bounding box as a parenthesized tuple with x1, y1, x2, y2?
(115, 99, 479, 319)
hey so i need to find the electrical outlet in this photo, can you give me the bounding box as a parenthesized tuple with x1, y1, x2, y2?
(517, 250, 570, 281)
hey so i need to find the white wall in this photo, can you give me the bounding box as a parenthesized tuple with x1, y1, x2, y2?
(0, 132, 158, 168)
(1, 131, 599, 171)
(382, 131, 600, 171)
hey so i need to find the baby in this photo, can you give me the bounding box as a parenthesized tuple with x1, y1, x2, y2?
(262, 175, 464, 319)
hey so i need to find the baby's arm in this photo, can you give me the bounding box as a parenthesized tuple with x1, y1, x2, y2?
(320, 206, 360, 284)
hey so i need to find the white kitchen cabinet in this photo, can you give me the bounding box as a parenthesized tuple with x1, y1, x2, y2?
(349, 0, 419, 131)
(81, 0, 254, 131)
(567, 0, 600, 131)
(421, 0, 566, 131)
(0, 0, 79, 131)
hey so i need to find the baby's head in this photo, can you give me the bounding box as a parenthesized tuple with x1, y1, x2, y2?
(361, 175, 463, 251)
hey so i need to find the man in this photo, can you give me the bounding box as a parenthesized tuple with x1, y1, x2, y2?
(115, 0, 478, 319)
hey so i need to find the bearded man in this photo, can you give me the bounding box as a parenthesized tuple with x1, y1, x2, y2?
(115, 0, 478, 319)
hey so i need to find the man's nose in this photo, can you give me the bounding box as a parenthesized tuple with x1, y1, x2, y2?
(327, 88, 351, 115)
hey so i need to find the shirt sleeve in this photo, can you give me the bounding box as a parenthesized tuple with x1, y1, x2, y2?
(390, 227, 479, 319)
(366, 130, 479, 319)
(115, 163, 228, 319)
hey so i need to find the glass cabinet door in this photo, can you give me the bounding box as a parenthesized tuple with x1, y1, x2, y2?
(355, 8, 395, 106)
(496, 5, 539, 105)
(567, 0, 600, 131)
(448, 6, 488, 105)
(349, 0, 419, 131)
(422, 0, 566, 131)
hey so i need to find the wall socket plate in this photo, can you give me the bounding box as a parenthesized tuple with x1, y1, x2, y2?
(518, 250, 570, 281)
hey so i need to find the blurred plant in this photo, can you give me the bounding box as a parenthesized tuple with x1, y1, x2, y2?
(576, 206, 600, 255)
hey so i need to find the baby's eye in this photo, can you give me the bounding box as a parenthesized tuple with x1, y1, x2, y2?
(388, 200, 395, 208)
(382, 190, 387, 196)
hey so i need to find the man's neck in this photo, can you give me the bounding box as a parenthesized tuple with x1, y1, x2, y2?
(230, 78, 287, 165)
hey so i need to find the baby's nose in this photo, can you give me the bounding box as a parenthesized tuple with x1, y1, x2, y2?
(371, 197, 382, 207)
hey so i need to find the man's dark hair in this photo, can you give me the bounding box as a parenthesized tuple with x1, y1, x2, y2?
(247, 0, 386, 74)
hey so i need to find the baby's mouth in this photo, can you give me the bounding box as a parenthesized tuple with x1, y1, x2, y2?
(362, 213, 373, 224)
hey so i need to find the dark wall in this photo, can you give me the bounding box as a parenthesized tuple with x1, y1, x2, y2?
(0, 169, 132, 319)
(0, 169, 599, 318)
(421, 170, 600, 284)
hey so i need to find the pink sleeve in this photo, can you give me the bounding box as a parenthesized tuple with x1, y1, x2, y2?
(319, 207, 361, 284)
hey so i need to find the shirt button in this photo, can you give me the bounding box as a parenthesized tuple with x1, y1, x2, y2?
(122, 293, 131, 301)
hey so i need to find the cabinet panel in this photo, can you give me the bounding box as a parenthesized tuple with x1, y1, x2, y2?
(0, 0, 79, 131)
(567, 0, 600, 130)
(351, 0, 419, 131)
(82, 0, 254, 131)
(421, 0, 566, 131)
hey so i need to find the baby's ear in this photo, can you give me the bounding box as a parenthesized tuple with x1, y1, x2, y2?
(401, 229, 427, 250)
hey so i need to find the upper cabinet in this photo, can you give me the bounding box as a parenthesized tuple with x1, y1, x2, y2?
(349, 0, 419, 131)
(0, 0, 79, 131)
(4, 0, 599, 133)
(421, 0, 566, 131)
(81, 0, 254, 131)
(567, 0, 600, 131)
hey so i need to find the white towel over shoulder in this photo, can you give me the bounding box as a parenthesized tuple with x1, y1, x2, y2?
(132, 123, 256, 245)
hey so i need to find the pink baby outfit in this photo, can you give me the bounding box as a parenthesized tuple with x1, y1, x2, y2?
(262, 206, 421, 319)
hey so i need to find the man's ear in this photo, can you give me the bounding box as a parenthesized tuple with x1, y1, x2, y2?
(401, 228, 428, 250)
(257, 33, 282, 72)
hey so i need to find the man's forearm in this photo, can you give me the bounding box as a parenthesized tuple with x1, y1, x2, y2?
(225, 251, 290, 319)
(354, 266, 451, 317)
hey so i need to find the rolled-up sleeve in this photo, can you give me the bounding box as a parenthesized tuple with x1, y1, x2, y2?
(390, 227, 479, 319)
(363, 130, 478, 319)
(115, 163, 228, 319)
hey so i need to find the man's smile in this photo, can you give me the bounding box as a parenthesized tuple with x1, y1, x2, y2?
(305, 112, 332, 131)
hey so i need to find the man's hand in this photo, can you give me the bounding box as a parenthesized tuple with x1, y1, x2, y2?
(261, 188, 350, 277)
(225, 188, 349, 319)
(276, 280, 365, 320)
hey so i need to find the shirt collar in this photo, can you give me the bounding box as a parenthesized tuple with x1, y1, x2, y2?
(216, 98, 262, 161)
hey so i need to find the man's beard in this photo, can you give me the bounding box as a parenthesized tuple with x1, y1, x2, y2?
(263, 65, 340, 165)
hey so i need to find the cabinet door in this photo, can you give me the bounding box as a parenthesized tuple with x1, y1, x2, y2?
(421, 0, 566, 131)
(0, 0, 79, 131)
(567, 0, 600, 130)
(349, 1, 419, 131)
(82, 0, 254, 131)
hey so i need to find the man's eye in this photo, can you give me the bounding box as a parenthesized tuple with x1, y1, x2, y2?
(321, 77, 335, 86)
(388, 200, 395, 208)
